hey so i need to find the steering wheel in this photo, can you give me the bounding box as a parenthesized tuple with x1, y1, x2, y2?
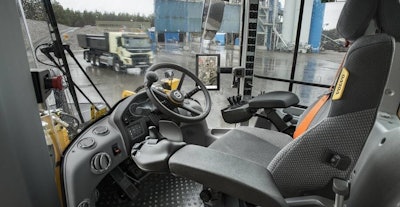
(145, 63, 212, 123)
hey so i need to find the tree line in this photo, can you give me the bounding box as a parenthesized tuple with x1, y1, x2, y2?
(22, 0, 154, 27)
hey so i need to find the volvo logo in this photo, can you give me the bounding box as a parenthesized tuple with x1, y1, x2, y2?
(169, 90, 185, 104)
(173, 90, 182, 99)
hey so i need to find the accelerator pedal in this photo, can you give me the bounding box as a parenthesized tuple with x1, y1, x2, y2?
(109, 167, 139, 201)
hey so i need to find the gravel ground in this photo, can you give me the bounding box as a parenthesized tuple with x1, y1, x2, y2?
(21, 19, 105, 67)
(21, 19, 104, 51)
(21, 19, 69, 49)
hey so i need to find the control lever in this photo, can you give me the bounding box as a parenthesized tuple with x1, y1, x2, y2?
(145, 126, 165, 144)
(164, 70, 174, 79)
(227, 95, 245, 106)
(147, 126, 158, 139)
(237, 95, 242, 103)
(333, 178, 350, 207)
(233, 95, 238, 104)
(145, 71, 159, 87)
(132, 126, 165, 156)
(227, 96, 234, 105)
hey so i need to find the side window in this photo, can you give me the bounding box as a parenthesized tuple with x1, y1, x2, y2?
(117, 37, 122, 47)
(253, 0, 346, 106)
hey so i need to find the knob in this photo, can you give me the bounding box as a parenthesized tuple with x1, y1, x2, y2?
(145, 71, 159, 87)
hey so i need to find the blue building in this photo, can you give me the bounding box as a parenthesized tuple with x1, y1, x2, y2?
(154, 0, 240, 45)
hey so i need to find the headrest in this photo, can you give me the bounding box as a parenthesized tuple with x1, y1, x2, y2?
(377, 0, 400, 41)
(336, 0, 379, 41)
(337, 0, 400, 41)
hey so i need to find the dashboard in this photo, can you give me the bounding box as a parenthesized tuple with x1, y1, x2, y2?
(115, 92, 155, 148)
(62, 92, 158, 207)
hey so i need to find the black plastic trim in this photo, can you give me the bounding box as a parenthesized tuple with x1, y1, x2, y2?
(254, 75, 331, 88)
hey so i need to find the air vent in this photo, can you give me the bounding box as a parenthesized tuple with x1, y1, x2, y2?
(90, 152, 112, 174)
(77, 199, 90, 207)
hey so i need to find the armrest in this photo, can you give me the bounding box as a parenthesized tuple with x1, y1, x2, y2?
(169, 145, 288, 207)
(248, 91, 299, 109)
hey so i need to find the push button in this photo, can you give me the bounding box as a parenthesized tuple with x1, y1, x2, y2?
(93, 126, 109, 136)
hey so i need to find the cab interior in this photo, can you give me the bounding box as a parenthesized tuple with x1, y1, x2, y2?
(1, 0, 400, 207)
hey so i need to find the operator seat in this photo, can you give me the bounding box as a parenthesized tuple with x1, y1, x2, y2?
(206, 0, 398, 198)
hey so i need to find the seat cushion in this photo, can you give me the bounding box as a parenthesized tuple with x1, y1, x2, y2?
(209, 127, 292, 168)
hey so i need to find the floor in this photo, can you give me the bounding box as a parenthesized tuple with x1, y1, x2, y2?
(96, 174, 204, 207)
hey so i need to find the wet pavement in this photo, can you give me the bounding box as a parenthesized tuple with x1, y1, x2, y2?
(41, 46, 345, 128)
(252, 49, 345, 106)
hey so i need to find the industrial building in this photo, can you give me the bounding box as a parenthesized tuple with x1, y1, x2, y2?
(154, 0, 327, 53)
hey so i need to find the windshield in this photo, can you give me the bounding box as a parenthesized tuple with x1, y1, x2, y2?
(20, 0, 347, 132)
(124, 37, 151, 48)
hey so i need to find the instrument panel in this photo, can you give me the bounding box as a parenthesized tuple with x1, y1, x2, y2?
(121, 95, 155, 144)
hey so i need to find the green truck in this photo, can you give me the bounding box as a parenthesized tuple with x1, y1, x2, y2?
(77, 32, 153, 71)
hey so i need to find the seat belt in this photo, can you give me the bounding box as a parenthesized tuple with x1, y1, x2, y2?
(293, 45, 350, 139)
(293, 93, 330, 138)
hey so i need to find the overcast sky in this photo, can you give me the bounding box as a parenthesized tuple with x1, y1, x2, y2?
(56, 0, 155, 16)
(323, 2, 345, 30)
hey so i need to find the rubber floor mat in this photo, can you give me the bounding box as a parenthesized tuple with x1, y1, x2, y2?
(96, 173, 204, 207)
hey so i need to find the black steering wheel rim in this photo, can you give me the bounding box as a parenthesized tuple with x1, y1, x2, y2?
(145, 62, 212, 123)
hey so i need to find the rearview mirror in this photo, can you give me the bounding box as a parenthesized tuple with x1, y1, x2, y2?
(196, 54, 220, 90)
(202, 0, 225, 40)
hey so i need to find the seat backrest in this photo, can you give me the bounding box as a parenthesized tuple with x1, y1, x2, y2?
(294, 0, 381, 137)
(267, 0, 399, 197)
(343, 0, 400, 206)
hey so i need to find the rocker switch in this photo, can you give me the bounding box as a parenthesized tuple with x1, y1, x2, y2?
(112, 144, 121, 155)
(330, 154, 342, 167)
